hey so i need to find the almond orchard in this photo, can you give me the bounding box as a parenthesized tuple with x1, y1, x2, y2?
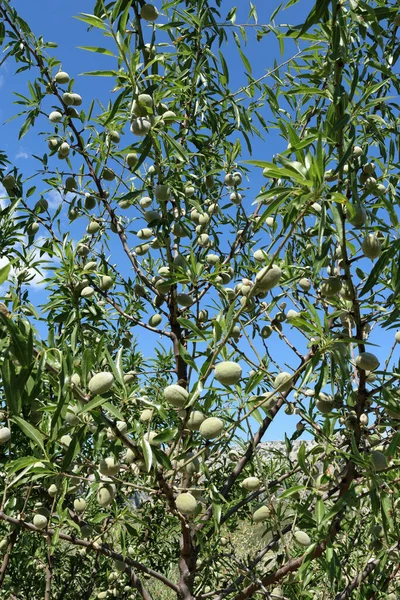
(0, 1, 400, 599)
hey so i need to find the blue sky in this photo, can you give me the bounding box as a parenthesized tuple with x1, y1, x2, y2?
(1, 0, 397, 442)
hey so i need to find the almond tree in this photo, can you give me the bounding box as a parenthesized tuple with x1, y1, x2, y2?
(0, 0, 399, 599)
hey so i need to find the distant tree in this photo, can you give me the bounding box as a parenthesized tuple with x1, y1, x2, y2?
(0, 0, 399, 598)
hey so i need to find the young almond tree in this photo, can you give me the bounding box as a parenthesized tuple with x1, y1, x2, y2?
(0, 0, 400, 598)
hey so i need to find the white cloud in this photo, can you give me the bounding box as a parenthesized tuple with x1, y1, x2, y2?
(46, 188, 63, 209)
(0, 183, 8, 210)
(16, 150, 29, 160)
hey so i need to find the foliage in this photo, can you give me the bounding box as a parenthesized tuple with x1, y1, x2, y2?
(0, 0, 399, 598)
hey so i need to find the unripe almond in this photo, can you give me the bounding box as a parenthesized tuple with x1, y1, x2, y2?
(99, 456, 119, 477)
(49, 111, 63, 123)
(214, 361, 242, 385)
(273, 372, 292, 392)
(88, 372, 114, 395)
(252, 506, 270, 523)
(164, 384, 188, 408)
(199, 417, 224, 440)
(294, 530, 311, 547)
(55, 71, 70, 84)
(255, 265, 282, 292)
(371, 450, 387, 472)
(361, 234, 381, 260)
(141, 4, 159, 21)
(319, 277, 342, 297)
(241, 477, 260, 491)
(97, 484, 115, 507)
(186, 410, 205, 431)
(356, 352, 379, 372)
(175, 492, 197, 515)
(0, 428, 11, 444)
(130, 117, 152, 136)
(74, 498, 86, 513)
(33, 514, 48, 530)
(298, 278, 311, 292)
(154, 184, 170, 201)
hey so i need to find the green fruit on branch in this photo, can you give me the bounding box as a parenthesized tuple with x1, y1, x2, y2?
(141, 4, 159, 21)
(176, 293, 193, 307)
(319, 277, 342, 297)
(132, 94, 154, 116)
(348, 203, 367, 227)
(71, 373, 81, 385)
(62, 92, 75, 106)
(143, 210, 161, 223)
(363, 162, 375, 175)
(136, 243, 150, 256)
(149, 313, 162, 327)
(100, 457, 120, 477)
(144, 430, 161, 446)
(84, 195, 97, 209)
(47, 484, 58, 498)
(49, 111, 63, 123)
(298, 277, 311, 292)
(197, 233, 211, 247)
(164, 384, 189, 407)
(259, 391, 276, 410)
(255, 265, 282, 292)
(356, 352, 379, 371)
(74, 498, 86, 513)
(65, 176, 77, 190)
(71, 93, 82, 106)
(154, 184, 170, 201)
(55, 71, 70, 84)
(27, 222, 39, 235)
(116, 421, 127, 435)
(230, 192, 242, 205)
(274, 371, 292, 392)
(139, 196, 152, 208)
(99, 275, 113, 291)
(199, 417, 224, 440)
(352, 145, 363, 157)
(175, 492, 198, 515)
(260, 325, 273, 339)
(371, 450, 387, 472)
(97, 483, 116, 507)
(101, 167, 115, 181)
(47, 138, 59, 151)
(252, 506, 270, 523)
(184, 185, 195, 197)
(241, 477, 261, 491)
(205, 174, 214, 188)
(0, 427, 11, 444)
(130, 117, 152, 136)
(59, 434, 72, 447)
(253, 249, 268, 262)
(140, 409, 153, 422)
(294, 530, 311, 547)
(65, 404, 79, 425)
(108, 130, 120, 143)
(198, 309, 208, 322)
(58, 142, 70, 158)
(66, 106, 80, 119)
(126, 153, 138, 168)
(87, 221, 100, 234)
(214, 361, 242, 385)
(76, 243, 89, 257)
(206, 254, 220, 265)
(361, 234, 381, 260)
(33, 514, 48, 530)
(88, 372, 114, 395)
(186, 410, 205, 431)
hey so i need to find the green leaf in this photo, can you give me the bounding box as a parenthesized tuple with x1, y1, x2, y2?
(75, 13, 107, 30)
(12, 416, 45, 453)
(0, 262, 11, 285)
(279, 485, 306, 499)
(141, 437, 153, 472)
(77, 46, 115, 57)
(360, 240, 400, 297)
